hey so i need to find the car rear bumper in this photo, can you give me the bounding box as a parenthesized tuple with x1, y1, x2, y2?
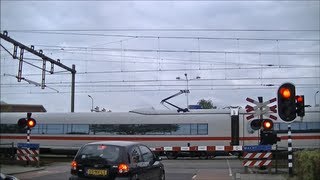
(69, 175, 133, 180)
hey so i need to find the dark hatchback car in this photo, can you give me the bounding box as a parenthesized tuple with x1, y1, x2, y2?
(69, 141, 165, 180)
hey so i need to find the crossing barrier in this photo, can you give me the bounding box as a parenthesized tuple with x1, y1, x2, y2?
(150, 145, 243, 152)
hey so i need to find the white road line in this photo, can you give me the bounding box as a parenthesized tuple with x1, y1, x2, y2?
(226, 159, 233, 177)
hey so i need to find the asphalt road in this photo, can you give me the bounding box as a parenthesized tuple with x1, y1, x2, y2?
(14, 158, 244, 180)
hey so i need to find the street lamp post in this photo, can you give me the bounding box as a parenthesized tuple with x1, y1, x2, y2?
(88, 95, 94, 112)
(176, 73, 200, 108)
(315, 91, 320, 107)
(184, 73, 189, 108)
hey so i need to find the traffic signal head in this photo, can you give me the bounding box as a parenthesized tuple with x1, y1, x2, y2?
(27, 118, 36, 128)
(262, 119, 273, 131)
(17, 117, 36, 129)
(296, 95, 305, 117)
(249, 119, 273, 132)
(250, 119, 262, 131)
(277, 83, 296, 122)
(260, 131, 281, 145)
(17, 118, 27, 128)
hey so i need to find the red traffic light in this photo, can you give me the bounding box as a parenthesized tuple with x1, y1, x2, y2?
(262, 119, 273, 130)
(27, 118, 36, 128)
(296, 95, 305, 117)
(296, 95, 303, 103)
(279, 87, 292, 99)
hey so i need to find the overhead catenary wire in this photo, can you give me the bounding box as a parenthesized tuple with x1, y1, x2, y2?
(1, 29, 319, 98)
(1, 76, 319, 86)
(7, 31, 320, 42)
(6, 28, 320, 32)
(2, 83, 319, 88)
(14, 64, 320, 76)
(1, 85, 318, 95)
(2, 0, 319, 1)
(21, 57, 319, 67)
(39, 47, 319, 56)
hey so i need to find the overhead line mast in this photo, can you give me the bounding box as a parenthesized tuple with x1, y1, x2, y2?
(0, 31, 77, 112)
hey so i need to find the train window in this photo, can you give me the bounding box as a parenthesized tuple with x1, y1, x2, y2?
(191, 124, 197, 135)
(291, 123, 300, 131)
(300, 122, 307, 130)
(0, 123, 208, 135)
(279, 123, 288, 131)
(88, 124, 208, 135)
(273, 123, 280, 131)
(275, 122, 320, 133)
(197, 124, 208, 135)
(47, 124, 64, 134)
(172, 124, 190, 135)
(30, 124, 42, 134)
(40, 124, 47, 134)
(66, 124, 89, 134)
(308, 122, 320, 130)
(89, 124, 114, 135)
(0, 124, 25, 133)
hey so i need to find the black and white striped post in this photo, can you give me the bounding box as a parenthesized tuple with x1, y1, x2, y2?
(26, 127, 31, 165)
(288, 123, 293, 176)
(26, 112, 32, 166)
(277, 83, 298, 177)
(27, 127, 31, 143)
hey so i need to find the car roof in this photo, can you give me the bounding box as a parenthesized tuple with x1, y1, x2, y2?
(85, 141, 141, 147)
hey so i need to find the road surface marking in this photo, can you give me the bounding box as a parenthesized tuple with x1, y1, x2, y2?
(226, 159, 233, 176)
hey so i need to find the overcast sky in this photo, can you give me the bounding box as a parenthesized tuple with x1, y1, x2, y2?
(1, 0, 319, 112)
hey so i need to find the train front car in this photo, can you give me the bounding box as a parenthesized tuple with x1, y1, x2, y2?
(0, 109, 231, 152)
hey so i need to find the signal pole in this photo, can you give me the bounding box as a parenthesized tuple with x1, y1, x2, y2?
(288, 124, 293, 176)
(26, 112, 33, 144)
(258, 97, 263, 144)
(71, 64, 76, 112)
(277, 83, 296, 177)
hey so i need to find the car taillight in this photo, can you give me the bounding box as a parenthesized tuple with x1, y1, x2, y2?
(118, 163, 129, 173)
(71, 161, 77, 170)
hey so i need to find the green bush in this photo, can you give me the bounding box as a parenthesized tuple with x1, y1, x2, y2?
(294, 150, 320, 180)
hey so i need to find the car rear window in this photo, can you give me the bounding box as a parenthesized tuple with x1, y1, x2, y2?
(78, 144, 122, 163)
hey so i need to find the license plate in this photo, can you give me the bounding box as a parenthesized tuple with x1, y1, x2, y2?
(86, 169, 108, 176)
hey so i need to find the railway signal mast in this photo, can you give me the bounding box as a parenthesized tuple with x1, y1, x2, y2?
(17, 113, 40, 166)
(246, 96, 279, 145)
(277, 82, 305, 177)
(17, 112, 37, 143)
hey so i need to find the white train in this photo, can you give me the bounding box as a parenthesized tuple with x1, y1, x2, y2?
(0, 107, 319, 156)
